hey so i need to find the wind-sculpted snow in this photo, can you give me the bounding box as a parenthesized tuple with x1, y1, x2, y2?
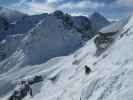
(1, 14, 133, 100)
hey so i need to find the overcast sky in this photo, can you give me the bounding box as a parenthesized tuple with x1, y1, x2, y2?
(0, 0, 133, 18)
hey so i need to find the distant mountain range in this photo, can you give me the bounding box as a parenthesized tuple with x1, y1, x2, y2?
(0, 8, 110, 41)
(0, 7, 26, 23)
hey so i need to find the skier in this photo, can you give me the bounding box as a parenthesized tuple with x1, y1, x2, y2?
(84, 65, 91, 74)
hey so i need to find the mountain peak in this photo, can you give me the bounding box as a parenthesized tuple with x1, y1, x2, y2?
(89, 12, 110, 32)
(90, 12, 109, 23)
(91, 12, 102, 17)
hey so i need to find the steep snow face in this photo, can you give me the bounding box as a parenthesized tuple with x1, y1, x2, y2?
(90, 12, 110, 32)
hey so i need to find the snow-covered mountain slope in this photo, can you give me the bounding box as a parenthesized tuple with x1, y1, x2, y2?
(90, 12, 110, 32)
(0, 12, 82, 98)
(19, 14, 133, 100)
(0, 13, 133, 100)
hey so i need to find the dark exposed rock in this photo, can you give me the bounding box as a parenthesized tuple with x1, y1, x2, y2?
(94, 32, 116, 56)
(53, 10, 73, 29)
(0, 16, 8, 32)
(53, 10, 64, 19)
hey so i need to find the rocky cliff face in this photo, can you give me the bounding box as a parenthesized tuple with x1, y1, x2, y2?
(94, 15, 130, 56)
(0, 16, 8, 32)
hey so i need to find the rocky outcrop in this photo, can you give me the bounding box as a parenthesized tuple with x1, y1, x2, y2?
(94, 15, 130, 56)
(94, 32, 115, 56)
(0, 16, 8, 32)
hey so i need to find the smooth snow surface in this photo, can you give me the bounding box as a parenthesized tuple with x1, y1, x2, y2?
(1, 15, 133, 100)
